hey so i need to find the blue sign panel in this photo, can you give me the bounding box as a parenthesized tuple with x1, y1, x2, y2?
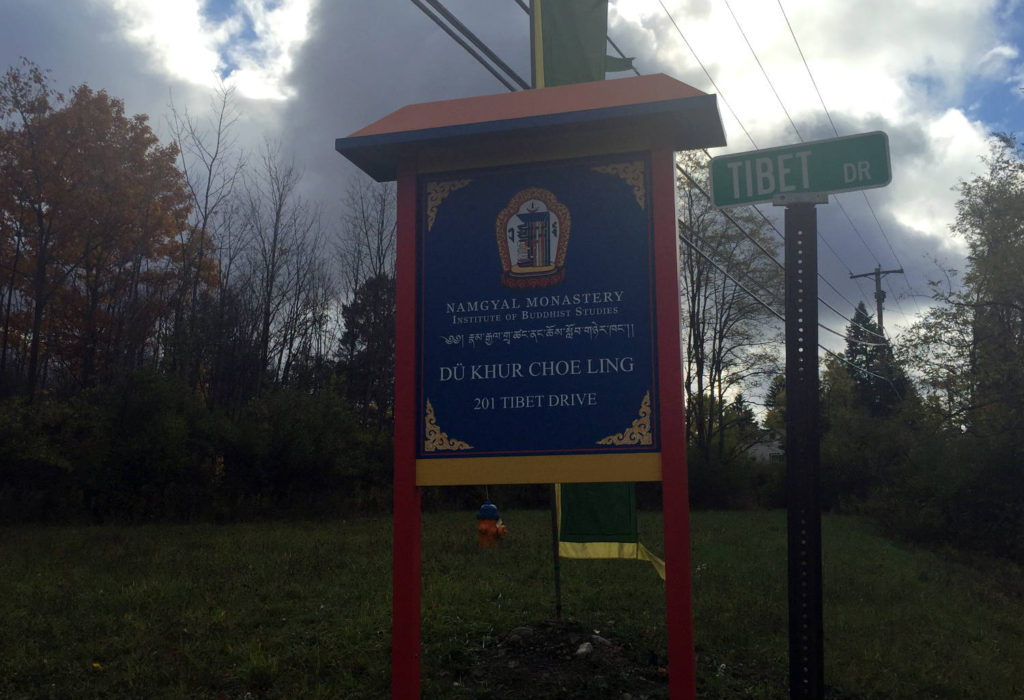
(417, 154, 658, 459)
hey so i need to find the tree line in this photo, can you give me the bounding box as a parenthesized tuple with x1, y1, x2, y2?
(1, 60, 395, 521)
(2, 60, 1021, 564)
(678, 139, 1024, 562)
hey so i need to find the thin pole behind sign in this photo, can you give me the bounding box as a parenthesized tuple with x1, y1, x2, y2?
(550, 484, 562, 619)
(783, 201, 824, 700)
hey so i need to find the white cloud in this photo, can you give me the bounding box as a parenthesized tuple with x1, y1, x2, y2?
(889, 109, 989, 253)
(102, 0, 314, 100)
(978, 44, 1019, 77)
(226, 0, 315, 100)
(106, 0, 223, 88)
(4, 0, 1018, 342)
(601, 0, 1016, 339)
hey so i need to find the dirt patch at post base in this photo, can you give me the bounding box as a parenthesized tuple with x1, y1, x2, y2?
(435, 618, 670, 699)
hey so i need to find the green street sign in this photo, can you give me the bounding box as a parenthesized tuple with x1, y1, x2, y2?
(709, 131, 891, 208)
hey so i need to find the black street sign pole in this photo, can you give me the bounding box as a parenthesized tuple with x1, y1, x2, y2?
(779, 194, 826, 700)
(711, 131, 892, 698)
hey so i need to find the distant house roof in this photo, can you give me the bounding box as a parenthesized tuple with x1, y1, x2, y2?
(335, 73, 726, 181)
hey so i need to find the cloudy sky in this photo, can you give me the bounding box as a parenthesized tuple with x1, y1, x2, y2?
(2, 0, 1022, 351)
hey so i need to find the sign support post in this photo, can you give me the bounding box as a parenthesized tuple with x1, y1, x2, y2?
(392, 164, 422, 699)
(711, 134, 892, 700)
(654, 147, 697, 700)
(780, 194, 825, 700)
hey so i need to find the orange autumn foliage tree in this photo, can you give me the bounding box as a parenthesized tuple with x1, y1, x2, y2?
(0, 60, 192, 395)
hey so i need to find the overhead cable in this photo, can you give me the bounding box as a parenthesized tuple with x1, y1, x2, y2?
(660, 0, 906, 330)
(420, 0, 892, 379)
(657, 0, 892, 339)
(655, 0, 758, 148)
(424, 0, 530, 88)
(677, 228, 785, 323)
(722, 0, 802, 141)
(776, 0, 922, 317)
(675, 162, 886, 340)
(411, 0, 525, 92)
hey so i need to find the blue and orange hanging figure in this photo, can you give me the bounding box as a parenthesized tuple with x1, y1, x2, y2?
(476, 501, 508, 548)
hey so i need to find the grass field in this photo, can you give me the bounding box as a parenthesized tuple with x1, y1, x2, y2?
(0, 510, 1021, 699)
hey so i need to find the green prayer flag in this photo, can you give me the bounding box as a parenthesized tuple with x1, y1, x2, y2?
(559, 482, 637, 543)
(605, 54, 635, 73)
(533, 0, 656, 578)
(557, 482, 665, 579)
(534, 0, 617, 86)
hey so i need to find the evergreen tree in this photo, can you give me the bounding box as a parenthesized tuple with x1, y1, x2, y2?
(896, 134, 1024, 558)
(843, 301, 908, 416)
(336, 273, 395, 435)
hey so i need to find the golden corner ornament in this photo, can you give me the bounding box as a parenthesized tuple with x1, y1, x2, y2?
(708, 131, 891, 208)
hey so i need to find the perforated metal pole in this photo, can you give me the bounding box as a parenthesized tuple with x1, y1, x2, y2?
(783, 200, 824, 700)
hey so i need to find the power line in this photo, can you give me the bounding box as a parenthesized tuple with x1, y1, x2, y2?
(682, 226, 898, 390)
(775, 0, 837, 135)
(719, 0, 890, 290)
(683, 219, 888, 348)
(822, 346, 902, 395)
(659, 0, 910, 332)
(655, 0, 758, 148)
(423, 0, 530, 88)
(677, 166, 889, 345)
(662, 2, 903, 383)
(656, 0, 893, 341)
(675, 161, 886, 340)
(722, 0, 802, 141)
(411, 0, 526, 91)
(678, 221, 785, 310)
(776, 0, 922, 318)
(745, 202, 866, 314)
(818, 322, 890, 347)
(417, 0, 891, 380)
(678, 227, 784, 323)
(676, 164, 783, 272)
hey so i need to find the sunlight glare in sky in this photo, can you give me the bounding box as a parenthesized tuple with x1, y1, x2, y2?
(106, 0, 314, 100)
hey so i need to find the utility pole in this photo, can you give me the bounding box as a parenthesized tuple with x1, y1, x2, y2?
(850, 266, 903, 334)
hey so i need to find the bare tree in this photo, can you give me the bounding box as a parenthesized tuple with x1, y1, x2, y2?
(336, 177, 396, 301)
(166, 82, 245, 383)
(677, 151, 784, 463)
(241, 140, 325, 388)
(333, 177, 397, 432)
(274, 216, 334, 386)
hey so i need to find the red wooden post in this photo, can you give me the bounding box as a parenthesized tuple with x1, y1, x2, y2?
(652, 147, 696, 700)
(391, 164, 422, 699)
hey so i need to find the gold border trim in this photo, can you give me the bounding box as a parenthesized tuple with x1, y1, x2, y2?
(416, 452, 661, 485)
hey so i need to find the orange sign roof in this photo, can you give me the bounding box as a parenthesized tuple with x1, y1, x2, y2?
(336, 74, 725, 181)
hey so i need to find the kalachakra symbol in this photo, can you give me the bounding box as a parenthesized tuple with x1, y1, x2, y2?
(495, 187, 571, 289)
